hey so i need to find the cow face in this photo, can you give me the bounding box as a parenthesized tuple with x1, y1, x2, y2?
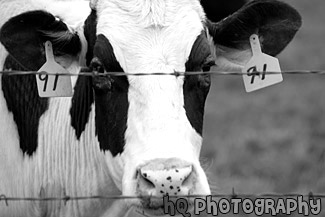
(0, 0, 301, 214)
(91, 0, 212, 194)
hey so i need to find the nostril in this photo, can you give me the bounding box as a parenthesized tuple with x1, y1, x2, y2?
(180, 168, 193, 187)
(138, 171, 155, 189)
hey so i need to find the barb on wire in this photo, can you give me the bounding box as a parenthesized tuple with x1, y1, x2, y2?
(0, 69, 325, 77)
(1, 192, 325, 206)
(0, 194, 8, 206)
(232, 188, 237, 199)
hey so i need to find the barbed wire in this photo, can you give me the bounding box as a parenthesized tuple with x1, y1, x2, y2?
(0, 69, 325, 77)
(0, 191, 324, 206)
(0, 70, 324, 207)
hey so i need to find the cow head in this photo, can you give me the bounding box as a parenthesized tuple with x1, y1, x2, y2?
(0, 0, 301, 214)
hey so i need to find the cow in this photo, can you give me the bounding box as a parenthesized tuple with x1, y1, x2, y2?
(0, 0, 301, 216)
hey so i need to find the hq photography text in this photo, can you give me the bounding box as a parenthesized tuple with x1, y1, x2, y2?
(163, 195, 321, 216)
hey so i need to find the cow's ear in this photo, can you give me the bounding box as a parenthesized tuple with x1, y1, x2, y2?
(0, 10, 81, 70)
(207, 0, 302, 71)
(201, 0, 246, 22)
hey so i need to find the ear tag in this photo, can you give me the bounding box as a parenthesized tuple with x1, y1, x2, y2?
(242, 34, 283, 92)
(36, 41, 73, 97)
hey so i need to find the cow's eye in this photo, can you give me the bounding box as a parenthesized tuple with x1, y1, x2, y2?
(199, 57, 213, 89)
(202, 64, 211, 72)
(202, 57, 215, 72)
(90, 57, 113, 93)
(90, 57, 105, 73)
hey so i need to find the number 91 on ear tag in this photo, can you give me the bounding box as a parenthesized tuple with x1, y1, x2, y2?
(36, 41, 73, 97)
(242, 34, 283, 92)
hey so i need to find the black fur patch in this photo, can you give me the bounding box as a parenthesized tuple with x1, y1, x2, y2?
(0, 10, 82, 155)
(184, 32, 212, 135)
(70, 10, 97, 139)
(70, 76, 94, 140)
(2, 56, 49, 156)
(93, 35, 129, 156)
(207, 0, 302, 56)
(84, 10, 98, 66)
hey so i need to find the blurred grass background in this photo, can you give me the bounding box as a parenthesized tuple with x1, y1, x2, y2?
(201, 0, 325, 216)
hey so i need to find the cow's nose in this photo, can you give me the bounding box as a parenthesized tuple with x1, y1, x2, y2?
(137, 159, 194, 197)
